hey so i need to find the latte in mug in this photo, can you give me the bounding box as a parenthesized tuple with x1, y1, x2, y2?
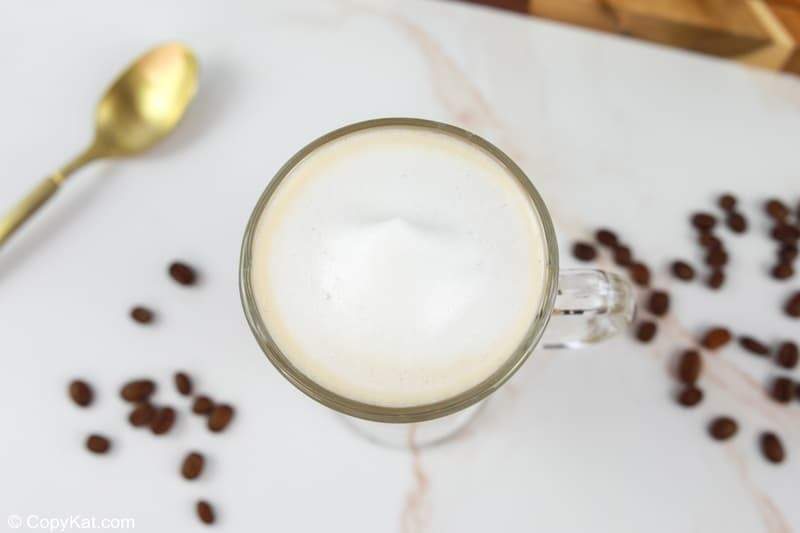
(247, 123, 549, 408)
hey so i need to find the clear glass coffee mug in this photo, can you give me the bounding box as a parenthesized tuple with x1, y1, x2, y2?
(239, 118, 635, 447)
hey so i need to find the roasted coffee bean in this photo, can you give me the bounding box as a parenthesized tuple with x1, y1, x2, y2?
(707, 269, 725, 290)
(771, 224, 800, 244)
(677, 386, 703, 407)
(766, 199, 789, 221)
(181, 452, 205, 480)
(691, 213, 716, 231)
(129, 403, 156, 427)
(776, 342, 798, 369)
(702, 327, 731, 350)
(613, 246, 633, 267)
(169, 261, 197, 286)
(150, 407, 176, 435)
(68, 380, 93, 407)
(718, 194, 737, 211)
(796, 382, 800, 401)
(759, 432, 785, 464)
(196, 501, 215, 525)
(208, 404, 234, 432)
(677, 350, 702, 384)
(779, 244, 798, 263)
(595, 229, 618, 247)
(120, 380, 156, 402)
(635, 321, 657, 343)
(647, 290, 670, 316)
(572, 242, 597, 262)
(705, 249, 728, 267)
(770, 377, 794, 404)
(130, 306, 154, 324)
(785, 291, 800, 318)
(175, 372, 193, 396)
(771, 263, 794, 280)
(708, 417, 737, 440)
(629, 263, 650, 287)
(192, 396, 214, 415)
(739, 336, 770, 356)
(725, 212, 747, 233)
(698, 234, 722, 249)
(86, 434, 111, 454)
(671, 260, 695, 281)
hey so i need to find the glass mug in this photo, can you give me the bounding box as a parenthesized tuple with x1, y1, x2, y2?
(240, 118, 635, 447)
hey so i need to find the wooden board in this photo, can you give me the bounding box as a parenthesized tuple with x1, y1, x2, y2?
(457, 0, 800, 75)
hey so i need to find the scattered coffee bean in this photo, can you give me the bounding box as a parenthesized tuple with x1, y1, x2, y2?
(613, 246, 633, 267)
(595, 229, 618, 247)
(725, 212, 747, 233)
(785, 291, 800, 318)
(707, 269, 725, 290)
(86, 434, 111, 454)
(150, 407, 176, 435)
(175, 372, 193, 396)
(671, 260, 695, 281)
(718, 194, 736, 211)
(130, 306, 154, 324)
(677, 386, 703, 407)
(572, 242, 597, 262)
(120, 380, 156, 403)
(169, 262, 197, 286)
(677, 350, 702, 384)
(770, 377, 794, 404)
(738, 336, 770, 356)
(771, 263, 794, 280)
(208, 404, 234, 432)
(705, 248, 728, 267)
(771, 224, 800, 244)
(181, 452, 205, 480)
(192, 396, 215, 415)
(635, 321, 657, 343)
(708, 416, 737, 441)
(766, 199, 789, 221)
(698, 234, 722, 249)
(796, 383, 800, 401)
(691, 213, 717, 231)
(779, 244, 798, 263)
(196, 501, 215, 525)
(647, 290, 670, 316)
(128, 403, 156, 427)
(629, 263, 650, 286)
(702, 327, 731, 350)
(776, 342, 798, 369)
(759, 432, 785, 464)
(68, 380, 93, 407)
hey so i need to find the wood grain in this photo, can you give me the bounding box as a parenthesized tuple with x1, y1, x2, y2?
(456, 0, 800, 74)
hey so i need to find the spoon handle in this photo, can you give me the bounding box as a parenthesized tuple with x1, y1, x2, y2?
(0, 175, 60, 247)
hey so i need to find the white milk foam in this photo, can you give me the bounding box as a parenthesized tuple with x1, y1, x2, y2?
(251, 125, 548, 408)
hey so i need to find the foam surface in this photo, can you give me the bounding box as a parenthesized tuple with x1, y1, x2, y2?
(251, 125, 548, 407)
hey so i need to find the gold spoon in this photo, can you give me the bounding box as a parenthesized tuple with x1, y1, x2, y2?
(0, 43, 198, 247)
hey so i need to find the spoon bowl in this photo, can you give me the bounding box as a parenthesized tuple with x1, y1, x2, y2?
(95, 43, 198, 155)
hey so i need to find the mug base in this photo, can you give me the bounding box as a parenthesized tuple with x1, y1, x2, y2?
(340, 401, 486, 448)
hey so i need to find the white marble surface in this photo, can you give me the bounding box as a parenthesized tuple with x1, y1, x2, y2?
(1, 1, 800, 531)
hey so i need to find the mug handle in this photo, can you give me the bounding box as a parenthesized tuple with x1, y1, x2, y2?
(540, 269, 636, 349)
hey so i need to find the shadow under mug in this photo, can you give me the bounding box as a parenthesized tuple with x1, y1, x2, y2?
(239, 118, 635, 447)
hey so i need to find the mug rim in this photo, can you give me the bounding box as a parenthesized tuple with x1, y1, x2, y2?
(239, 117, 560, 423)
